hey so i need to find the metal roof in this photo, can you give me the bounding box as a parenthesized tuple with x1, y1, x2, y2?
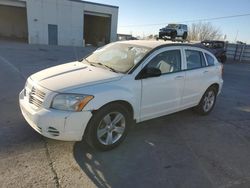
(69, 0, 119, 9)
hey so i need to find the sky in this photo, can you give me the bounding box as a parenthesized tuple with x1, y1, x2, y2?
(87, 0, 250, 43)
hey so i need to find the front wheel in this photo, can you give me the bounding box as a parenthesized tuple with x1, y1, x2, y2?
(195, 87, 217, 115)
(84, 103, 131, 151)
(171, 31, 177, 40)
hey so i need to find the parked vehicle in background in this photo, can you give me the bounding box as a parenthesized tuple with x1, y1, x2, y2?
(200, 40, 227, 63)
(19, 40, 223, 151)
(117, 34, 138, 41)
(158, 24, 188, 40)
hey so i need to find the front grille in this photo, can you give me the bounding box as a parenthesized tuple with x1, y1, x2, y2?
(29, 87, 46, 108)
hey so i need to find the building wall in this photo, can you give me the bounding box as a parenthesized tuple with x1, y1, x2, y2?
(24, 0, 118, 46)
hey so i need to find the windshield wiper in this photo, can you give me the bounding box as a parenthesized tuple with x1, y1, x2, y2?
(83, 59, 97, 67)
(96, 63, 118, 73)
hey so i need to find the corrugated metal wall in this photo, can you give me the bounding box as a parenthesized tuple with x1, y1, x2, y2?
(226, 43, 250, 62)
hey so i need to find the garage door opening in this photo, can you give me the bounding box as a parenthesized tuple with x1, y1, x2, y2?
(0, 5, 28, 43)
(84, 12, 111, 46)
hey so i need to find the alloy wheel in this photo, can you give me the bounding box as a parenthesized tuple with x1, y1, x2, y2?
(203, 91, 215, 112)
(97, 112, 126, 145)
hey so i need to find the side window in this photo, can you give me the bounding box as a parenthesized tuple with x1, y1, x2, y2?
(147, 50, 181, 74)
(185, 50, 206, 70)
(205, 53, 215, 66)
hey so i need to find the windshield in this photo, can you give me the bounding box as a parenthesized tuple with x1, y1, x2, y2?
(166, 24, 178, 29)
(85, 43, 151, 73)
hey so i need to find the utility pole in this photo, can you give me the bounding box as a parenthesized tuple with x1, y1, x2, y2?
(234, 30, 239, 43)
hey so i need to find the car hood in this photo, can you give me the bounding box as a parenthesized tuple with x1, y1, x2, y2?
(30, 61, 122, 92)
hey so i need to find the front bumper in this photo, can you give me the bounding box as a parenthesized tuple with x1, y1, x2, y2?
(159, 31, 171, 37)
(19, 89, 92, 141)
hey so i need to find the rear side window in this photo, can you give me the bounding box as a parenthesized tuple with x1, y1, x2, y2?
(185, 50, 206, 70)
(205, 53, 215, 66)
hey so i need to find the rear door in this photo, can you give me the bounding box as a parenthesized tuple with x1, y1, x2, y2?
(177, 25, 184, 36)
(181, 47, 209, 109)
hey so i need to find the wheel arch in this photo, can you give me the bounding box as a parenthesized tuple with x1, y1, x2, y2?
(198, 83, 220, 105)
(208, 83, 219, 95)
(92, 100, 134, 120)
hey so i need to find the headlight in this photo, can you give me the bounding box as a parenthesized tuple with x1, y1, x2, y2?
(51, 94, 94, 112)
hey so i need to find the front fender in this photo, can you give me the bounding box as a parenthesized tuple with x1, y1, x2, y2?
(68, 79, 141, 121)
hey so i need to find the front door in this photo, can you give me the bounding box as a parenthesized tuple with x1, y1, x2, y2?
(140, 48, 185, 121)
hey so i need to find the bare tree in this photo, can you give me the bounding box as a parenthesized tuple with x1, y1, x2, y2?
(188, 22, 223, 41)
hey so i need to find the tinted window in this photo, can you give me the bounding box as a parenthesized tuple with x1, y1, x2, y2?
(147, 50, 181, 74)
(205, 53, 215, 66)
(185, 50, 206, 69)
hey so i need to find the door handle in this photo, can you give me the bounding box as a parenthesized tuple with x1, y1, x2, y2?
(175, 76, 184, 80)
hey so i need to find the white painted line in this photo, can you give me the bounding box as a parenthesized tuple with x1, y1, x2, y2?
(0, 54, 25, 79)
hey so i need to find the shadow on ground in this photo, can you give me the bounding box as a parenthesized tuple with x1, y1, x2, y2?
(73, 70, 250, 188)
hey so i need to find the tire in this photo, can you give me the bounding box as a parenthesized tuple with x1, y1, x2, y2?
(84, 103, 132, 151)
(171, 31, 177, 40)
(195, 87, 217, 115)
(220, 55, 227, 63)
(182, 32, 187, 40)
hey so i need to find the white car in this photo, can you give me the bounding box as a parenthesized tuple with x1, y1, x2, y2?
(19, 40, 223, 151)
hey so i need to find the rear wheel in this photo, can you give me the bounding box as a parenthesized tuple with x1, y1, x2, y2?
(195, 87, 217, 115)
(84, 103, 131, 151)
(220, 55, 227, 63)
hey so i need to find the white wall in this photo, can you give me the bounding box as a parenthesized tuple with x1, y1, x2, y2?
(24, 0, 118, 46)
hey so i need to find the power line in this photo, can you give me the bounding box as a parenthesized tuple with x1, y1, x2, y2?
(120, 13, 250, 27)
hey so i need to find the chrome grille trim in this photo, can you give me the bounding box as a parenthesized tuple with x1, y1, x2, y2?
(31, 87, 45, 99)
(29, 87, 46, 108)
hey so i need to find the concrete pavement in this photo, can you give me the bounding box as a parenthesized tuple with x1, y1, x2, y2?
(0, 41, 250, 188)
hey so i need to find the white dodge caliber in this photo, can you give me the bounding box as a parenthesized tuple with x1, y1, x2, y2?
(19, 40, 223, 151)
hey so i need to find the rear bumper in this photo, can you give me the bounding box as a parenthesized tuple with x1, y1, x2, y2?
(19, 89, 92, 141)
(218, 78, 223, 95)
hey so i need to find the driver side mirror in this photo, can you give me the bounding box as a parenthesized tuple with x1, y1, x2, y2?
(136, 67, 161, 79)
